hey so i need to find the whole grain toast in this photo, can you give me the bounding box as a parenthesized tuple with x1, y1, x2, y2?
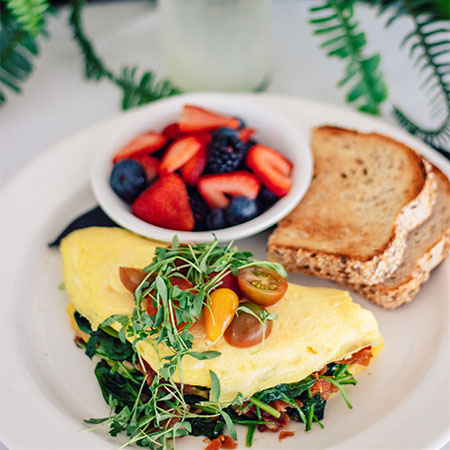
(343, 166, 450, 309)
(268, 126, 437, 285)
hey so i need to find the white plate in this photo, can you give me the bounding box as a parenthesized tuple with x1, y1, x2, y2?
(1, 94, 449, 450)
(92, 93, 312, 243)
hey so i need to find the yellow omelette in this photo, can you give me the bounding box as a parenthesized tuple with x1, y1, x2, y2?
(61, 227, 382, 402)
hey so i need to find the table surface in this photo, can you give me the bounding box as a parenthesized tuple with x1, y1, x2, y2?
(1, 1, 448, 449)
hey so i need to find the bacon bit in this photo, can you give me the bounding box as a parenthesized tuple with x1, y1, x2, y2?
(204, 435, 237, 450)
(279, 431, 295, 441)
(318, 366, 328, 375)
(204, 438, 221, 450)
(271, 400, 291, 412)
(136, 359, 156, 386)
(221, 436, 238, 449)
(310, 377, 338, 400)
(336, 346, 372, 366)
(258, 411, 290, 433)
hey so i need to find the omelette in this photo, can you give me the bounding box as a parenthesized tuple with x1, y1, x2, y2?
(61, 227, 382, 447)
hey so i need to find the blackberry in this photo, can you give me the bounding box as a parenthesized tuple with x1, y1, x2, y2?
(206, 208, 227, 230)
(188, 189, 209, 231)
(207, 135, 250, 174)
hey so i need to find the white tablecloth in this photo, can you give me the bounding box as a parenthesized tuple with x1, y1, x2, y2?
(1, 1, 448, 449)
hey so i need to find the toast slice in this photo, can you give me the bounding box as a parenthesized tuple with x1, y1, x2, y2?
(268, 126, 437, 285)
(343, 166, 450, 309)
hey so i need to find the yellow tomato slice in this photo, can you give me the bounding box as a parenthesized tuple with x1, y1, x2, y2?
(204, 288, 239, 342)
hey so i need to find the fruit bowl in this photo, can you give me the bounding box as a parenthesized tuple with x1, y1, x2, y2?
(91, 93, 312, 243)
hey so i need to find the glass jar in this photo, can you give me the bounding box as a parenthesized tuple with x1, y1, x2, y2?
(160, 0, 271, 92)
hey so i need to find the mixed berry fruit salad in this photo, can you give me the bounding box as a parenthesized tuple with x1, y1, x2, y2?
(109, 104, 294, 231)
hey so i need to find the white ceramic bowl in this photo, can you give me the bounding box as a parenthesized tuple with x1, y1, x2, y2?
(91, 93, 312, 243)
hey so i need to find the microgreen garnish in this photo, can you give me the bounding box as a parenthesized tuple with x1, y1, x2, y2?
(73, 237, 360, 448)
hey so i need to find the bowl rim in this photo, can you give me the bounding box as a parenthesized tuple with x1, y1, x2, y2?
(91, 92, 313, 243)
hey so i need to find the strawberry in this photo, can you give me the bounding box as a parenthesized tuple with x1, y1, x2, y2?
(198, 171, 261, 209)
(238, 127, 255, 142)
(162, 123, 182, 140)
(246, 145, 293, 197)
(112, 132, 167, 163)
(130, 154, 159, 183)
(159, 136, 202, 175)
(180, 144, 208, 186)
(179, 105, 240, 132)
(131, 173, 194, 231)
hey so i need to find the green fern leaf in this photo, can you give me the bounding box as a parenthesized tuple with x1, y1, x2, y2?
(367, 0, 450, 154)
(117, 67, 181, 110)
(5, 0, 50, 37)
(69, 0, 181, 110)
(309, 0, 389, 115)
(0, 7, 40, 106)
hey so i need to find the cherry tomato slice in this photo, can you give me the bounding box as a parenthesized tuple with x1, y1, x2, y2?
(237, 267, 287, 306)
(224, 302, 273, 348)
(204, 288, 239, 342)
(119, 267, 154, 293)
(209, 270, 241, 297)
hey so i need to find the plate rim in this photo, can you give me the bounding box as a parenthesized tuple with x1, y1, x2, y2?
(1, 93, 450, 450)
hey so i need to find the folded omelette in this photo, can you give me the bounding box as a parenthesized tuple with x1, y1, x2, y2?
(61, 227, 382, 403)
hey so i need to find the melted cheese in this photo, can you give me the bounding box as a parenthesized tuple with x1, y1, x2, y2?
(61, 227, 382, 402)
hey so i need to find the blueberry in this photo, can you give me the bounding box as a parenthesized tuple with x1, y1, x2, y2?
(211, 127, 239, 139)
(206, 208, 227, 230)
(258, 186, 279, 206)
(110, 159, 147, 202)
(226, 196, 258, 226)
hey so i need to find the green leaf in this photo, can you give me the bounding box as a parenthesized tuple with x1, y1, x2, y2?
(309, 0, 388, 115)
(188, 351, 221, 360)
(209, 370, 221, 403)
(220, 409, 237, 441)
(155, 276, 168, 303)
(0, 7, 44, 106)
(68, 0, 180, 110)
(6, 0, 50, 36)
(368, 0, 450, 153)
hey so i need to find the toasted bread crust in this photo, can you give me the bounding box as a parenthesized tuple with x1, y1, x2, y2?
(268, 126, 436, 285)
(270, 164, 450, 310)
(345, 234, 450, 309)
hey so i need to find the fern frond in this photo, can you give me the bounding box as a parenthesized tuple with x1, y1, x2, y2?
(0, 7, 40, 106)
(5, 0, 50, 37)
(367, 0, 450, 154)
(309, 0, 389, 115)
(68, 0, 181, 110)
(117, 67, 181, 110)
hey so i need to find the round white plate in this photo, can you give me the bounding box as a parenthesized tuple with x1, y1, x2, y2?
(1, 94, 449, 450)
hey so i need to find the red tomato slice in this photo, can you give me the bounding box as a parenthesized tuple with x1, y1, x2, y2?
(237, 266, 287, 306)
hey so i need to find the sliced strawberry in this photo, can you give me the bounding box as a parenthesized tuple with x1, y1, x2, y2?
(159, 136, 202, 175)
(130, 154, 159, 183)
(190, 131, 212, 145)
(180, 144, 208, 186)
(179, 105, 240, 132)
(131, 173, 194, 231)
(197, 171, 260, 209)
(112, 132, 167, 163)
(246, 145, 293, 197)
(238, 127, 255, 142)
(162, 123, 182, 140)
